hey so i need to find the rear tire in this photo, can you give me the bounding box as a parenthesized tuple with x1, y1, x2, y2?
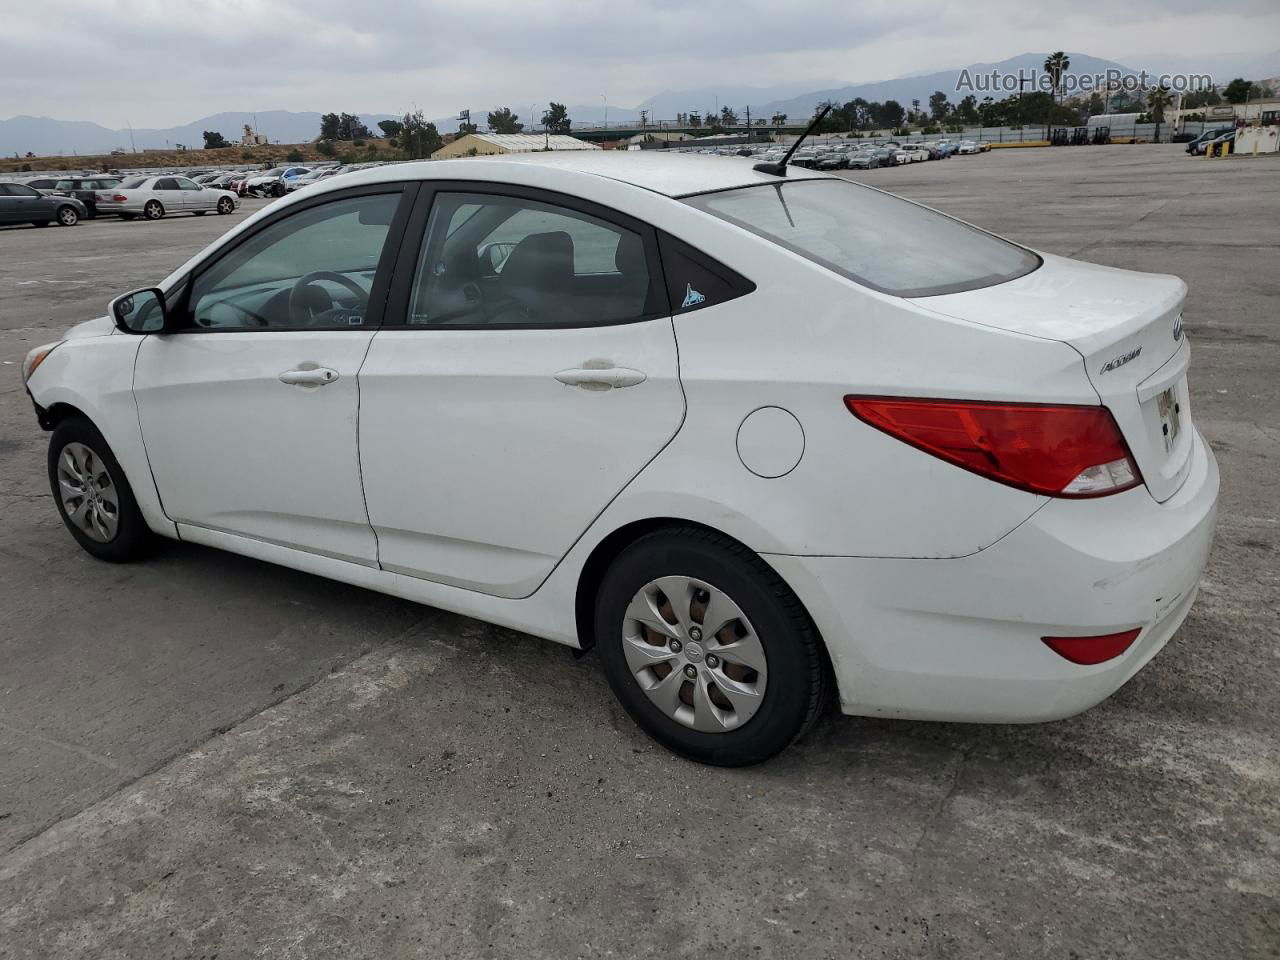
(594, 527, 830, 766)
(143, 200, 164, 220)
(48, 417, 155, 563)
(217, 197, 234, 214)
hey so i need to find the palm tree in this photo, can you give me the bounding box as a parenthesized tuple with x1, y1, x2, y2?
(1044, 51, 1071, 104)
(1147, 84, 1174, 142)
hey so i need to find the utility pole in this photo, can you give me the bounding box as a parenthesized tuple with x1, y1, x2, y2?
(745, 105, 751, 140)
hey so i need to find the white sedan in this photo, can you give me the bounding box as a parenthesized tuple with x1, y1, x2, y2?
(95, 174, 239, 220)
(22, 153, 1218, 765)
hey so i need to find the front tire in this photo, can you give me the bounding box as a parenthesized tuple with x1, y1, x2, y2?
(48, 417, 154, 562)
(594, 528, 830, 766)
(217, 196, 234, 214)
(143, 200, 164, 220)
(55, 205, 80, 226)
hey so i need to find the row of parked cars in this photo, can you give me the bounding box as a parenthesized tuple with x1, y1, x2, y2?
(1, 161, 387, 229)
(680, 138, 991, 170)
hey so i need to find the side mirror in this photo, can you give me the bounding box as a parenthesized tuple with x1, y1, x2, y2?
(109, 287, 168, 334)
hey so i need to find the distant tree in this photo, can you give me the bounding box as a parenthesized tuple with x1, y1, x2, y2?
(338, 113, 370, 140)
(458, 119, 478, 135)
(879, 100, 906, 128)
(1147, 84, 1174, 141)
(688, 112, 703, 128)
(978, 95, 999, 125)
(957, 95, 978, 124)
(320, 113, 341, 140)
(910, 98, 922, 123)
(541, 102, 571, 133)
(771, 112, 787, 126)
(400, 109, 444, 159)
(1044, 51, 1071, 103)
(928, 90, 951, 121)
(720, 106, 739, 126)
(202, 130, 229, 149)
(1223, 78, 1254, 104)
(1087, 92, 1105, 116)
(1183, 89, 1222, 108)
(316, 140, 337, 157)
(377, 119, 403, 139)
(487, 107, 523, 133)
(286, 149, 304, 163)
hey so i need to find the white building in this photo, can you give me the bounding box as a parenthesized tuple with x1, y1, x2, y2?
(432, 133, 600, 160)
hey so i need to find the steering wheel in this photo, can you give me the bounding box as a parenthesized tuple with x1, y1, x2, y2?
(288, 271, 369, 326)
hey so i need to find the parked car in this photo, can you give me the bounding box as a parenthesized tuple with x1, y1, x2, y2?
(899, 144, 930, 162)
(956, 140, 982, 154)
(1188, 127, 1237, 155)
(244, 166, 312, 197)
(812, 151, 848, 171)
(94, 175, 239, 220)
(23, 153, 1217, 766)
(49, 176, 122, 218)
(19, 177, 62, 195)
(846, 152, 878, 170)
(0, 181, 87, 227)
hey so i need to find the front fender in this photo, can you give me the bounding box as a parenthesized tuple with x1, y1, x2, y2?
(27, 336, 176, 538)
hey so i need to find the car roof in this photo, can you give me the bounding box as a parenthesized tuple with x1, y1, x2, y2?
(333, 151, 833, 199)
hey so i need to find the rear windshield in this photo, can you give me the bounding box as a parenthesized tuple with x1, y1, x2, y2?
(685, 179, 1040, 297)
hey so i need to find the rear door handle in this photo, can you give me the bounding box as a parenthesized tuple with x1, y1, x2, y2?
(279, 366, 339, 387)
(554, 366, 647, 390)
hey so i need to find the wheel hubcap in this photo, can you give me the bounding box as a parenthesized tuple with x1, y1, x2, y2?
(57, 442, 119, 543)
(622, 576, 768, 733)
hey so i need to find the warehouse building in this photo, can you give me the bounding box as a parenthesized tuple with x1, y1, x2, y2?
(431, 133, 600, 160)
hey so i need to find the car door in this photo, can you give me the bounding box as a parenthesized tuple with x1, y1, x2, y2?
(4, 183, 49, 223)
(358, 184, 685, 598)
(132, 185, 411, 565)
(151, 177, 186, 214)
(174, 176, 211, 210)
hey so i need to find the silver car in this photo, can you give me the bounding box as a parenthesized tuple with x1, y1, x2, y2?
(95, 175, 239, 221)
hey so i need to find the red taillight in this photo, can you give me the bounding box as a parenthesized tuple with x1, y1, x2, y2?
(844, 396, 1142, 498)
(1042, 628, 1142, 665)
(111, 194, 128, 201)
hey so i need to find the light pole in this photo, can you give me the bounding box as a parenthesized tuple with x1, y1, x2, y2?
(602, 94, 608, 129)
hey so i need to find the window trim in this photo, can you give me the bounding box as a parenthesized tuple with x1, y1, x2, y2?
(168, 182, 417, 335)
(380, 180, 672, 332)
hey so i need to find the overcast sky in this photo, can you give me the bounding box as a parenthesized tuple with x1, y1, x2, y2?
(3, 0, 1278, 128)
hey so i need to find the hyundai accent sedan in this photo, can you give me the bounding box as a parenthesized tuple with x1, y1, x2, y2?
(22, 153, 1218, 765)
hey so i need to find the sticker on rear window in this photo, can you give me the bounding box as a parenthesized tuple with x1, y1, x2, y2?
(681, 284, 706, 309)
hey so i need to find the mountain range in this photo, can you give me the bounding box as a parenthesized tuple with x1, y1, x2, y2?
(4, 50, 1277, 157)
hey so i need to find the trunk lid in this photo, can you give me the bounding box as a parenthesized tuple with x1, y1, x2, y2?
(913, 252, 1193, 501)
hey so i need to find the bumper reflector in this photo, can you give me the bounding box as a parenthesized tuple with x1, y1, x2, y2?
(1042, 628, 1143, 665)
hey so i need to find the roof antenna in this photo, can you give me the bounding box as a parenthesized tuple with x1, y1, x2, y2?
(754, 104, 832, 177)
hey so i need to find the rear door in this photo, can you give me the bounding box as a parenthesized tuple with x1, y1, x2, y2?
(174, 176, 211, 210)
(358, 184, 685, 598)
(152, 177, 186, 213)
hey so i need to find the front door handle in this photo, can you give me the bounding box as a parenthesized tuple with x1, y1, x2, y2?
(279, 366, 339, 387)
(554, 366, 647, 390)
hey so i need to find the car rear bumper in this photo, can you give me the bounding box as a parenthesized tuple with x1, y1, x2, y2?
(765, 428, 1219, 723)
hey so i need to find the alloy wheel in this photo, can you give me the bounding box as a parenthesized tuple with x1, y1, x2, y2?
(622, 576, 768, 733)
(57, 206, 79, 226)
(56, 442, 119, 542)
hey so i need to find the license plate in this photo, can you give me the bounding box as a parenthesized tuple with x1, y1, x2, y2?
(1156, 387, 1181, 453)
